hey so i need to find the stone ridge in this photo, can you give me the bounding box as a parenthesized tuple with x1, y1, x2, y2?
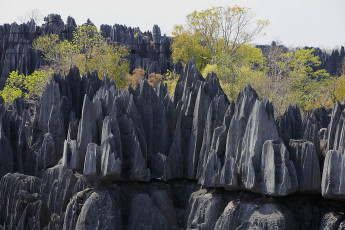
(0, 59, 345, 229)
(0, 13, 342, 88)
(0, 14, 180, 85)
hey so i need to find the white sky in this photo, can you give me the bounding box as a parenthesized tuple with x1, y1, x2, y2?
(0, 0, 344, 49)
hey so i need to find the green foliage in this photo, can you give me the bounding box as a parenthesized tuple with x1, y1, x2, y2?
(32, 23, 130, 88)
(25, 69, 54, 98)
(200, 44, 266, 100)
(172, 6, 269, 70)
(276, 48, 329, 110)
(165, 70, 180, 97)
(0, 70, 53, 106)
(201, 64, 218, 78)
(197, 44, 331, 116)
(0, 71, 25, 105)
(260, 46, 330, 114)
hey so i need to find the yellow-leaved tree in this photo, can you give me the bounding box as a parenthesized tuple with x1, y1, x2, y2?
(32, 22, 130, 88)
(172, 6, 269, 100)
(172, 6, 269, 70)
(0, 69, 53, 106)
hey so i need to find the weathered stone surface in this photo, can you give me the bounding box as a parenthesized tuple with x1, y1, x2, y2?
(319, 212, 344, 230)
(327, 102, 345, 152)
(40, 165, 88, 215)
(63, 188, 91, 230)
(260, 140, 298, 196)
(83, 143, 101, 178)
(321, 150, 345, 200)
(288, 139, 321, 193)
(39, 81, 60, 133)
(67, 120, 78, 141)
(198, 95, 231, 187)
(76, 95, 95, 170)
(277, 104, 303, 146)
(239, 99, 281, 192)
(116, 94, 150, 181)
(186, 189, 227, 230)
(339, 220, 345, 230)
(64, 188, 121, 230)
(62, 139, 78, 170)
(48, 105, 65, 162)
(47, 213, 64, 230)
(0, 117, 13, 178)
(3, 31, 345, 229)
(36, 133, 55, 176)
(219, 85, 258, 190)
(129, 193, 171, 230)
(100, 140, 122, 180)
(16, 200, 50, 230)
(214, 199, 297, 230)
(0, 173, 41, 230)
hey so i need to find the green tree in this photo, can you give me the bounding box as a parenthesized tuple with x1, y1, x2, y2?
(201, 44, 266, 100)
(72, 23, 105, 71)
(32, 23, 130, 88)
(285, 48, 329, 109)
(32, 34, 79, 73)
(172, 6, 269, 70)
(0, 69, 53, 106)
(263, 44, 330, 114)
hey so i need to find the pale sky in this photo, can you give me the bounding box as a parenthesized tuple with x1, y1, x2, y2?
(0, 0, 344, 49)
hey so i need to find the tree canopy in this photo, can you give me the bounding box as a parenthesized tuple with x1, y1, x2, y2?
(0, 69, 53, 106)
(171, 6, 341, 115)
(32, 22, 130, 88)
(172, 6, 269, 70)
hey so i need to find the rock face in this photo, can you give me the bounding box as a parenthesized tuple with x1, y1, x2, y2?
(321, 150, 345, 199)
(259, 139, 298, 196)
(0, 15, 178, 86)
(2, 55, 345, 229)
(68, 188, 122, 230)
(0, 117, 13, 178)
(0, 173, 41, 230)
(321, 101, 345, 200)
(288, 140, 321, 193)
(100, 23, 178, 75)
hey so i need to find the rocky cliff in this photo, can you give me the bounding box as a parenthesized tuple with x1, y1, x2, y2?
(1, 13, 343, 91)
(257, 44, 345, 76)
(0, 14, 179, 88)
(1, 57, 345, 229)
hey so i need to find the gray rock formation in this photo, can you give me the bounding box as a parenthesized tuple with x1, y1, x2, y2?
(260, 140, 298, 196)
(0, 117, 13, 178)
(327, 102, 345, 152)
(319, 212, 344, 230)
(16, 200, 50, 230)
(73, 189, 121, 230)
(277, 104, 303, 146)
(0, 173, 41, 230)
(186, 189, 227, 230)
(129, 193, 170, 230)
(238, 99, 281, 192)
(288, 140, 321, 193)
(77, 95, 95, 170)
(40, 165, 90, 215)
(36, 133, 55, 175)
(3, 55, 345, 229)
(214, 199, 297, 230)
(62, 139, 78, 170)
(39, 81, 60, 133)
(321, 150, 345, 199)
(48, 105, 65, 162)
